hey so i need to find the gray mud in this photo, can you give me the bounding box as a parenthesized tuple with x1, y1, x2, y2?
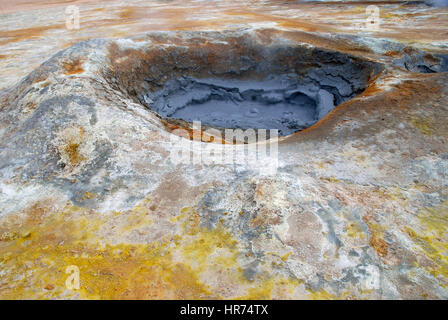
(142, 74, 343, 136)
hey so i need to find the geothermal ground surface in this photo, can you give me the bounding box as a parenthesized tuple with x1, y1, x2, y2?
(0, 0, 447, 300)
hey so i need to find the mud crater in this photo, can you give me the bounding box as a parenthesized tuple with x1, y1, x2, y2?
(143, 75, 336, 136)
(111, 33, 384, 136)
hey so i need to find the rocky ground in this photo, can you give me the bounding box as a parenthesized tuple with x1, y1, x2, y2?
(0, 0, 447, 299)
